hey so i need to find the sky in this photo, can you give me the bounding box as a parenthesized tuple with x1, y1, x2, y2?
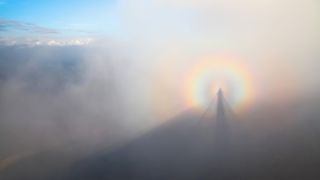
(0, 0, 119, 37)
(1, 0, 320, 173)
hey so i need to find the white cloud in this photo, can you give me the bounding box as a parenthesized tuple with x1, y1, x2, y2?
(0, 37, 95, 47)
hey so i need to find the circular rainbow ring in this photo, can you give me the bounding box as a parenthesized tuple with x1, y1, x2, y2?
(185, 56, 255, 112)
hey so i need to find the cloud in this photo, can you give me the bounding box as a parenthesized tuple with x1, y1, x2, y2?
(0, 42, 164, 164)
(0, 37, 95, 47)
(0, 18, 100, 47)
(118, 0, 320, 103)
(0, 18, 58, 34)
(0, 1, 320, 177)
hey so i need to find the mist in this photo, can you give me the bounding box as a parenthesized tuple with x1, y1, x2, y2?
(0, 43, 167, 168)
(1, 0, 320, 179)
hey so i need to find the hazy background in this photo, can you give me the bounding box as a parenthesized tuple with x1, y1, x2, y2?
(1, 0, 320, 177)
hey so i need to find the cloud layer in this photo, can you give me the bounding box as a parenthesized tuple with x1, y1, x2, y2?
(0, 18, 58, 34)
(1, 0, 320, 176)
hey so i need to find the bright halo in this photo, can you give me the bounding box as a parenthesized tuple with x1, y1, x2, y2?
(185, 56, 255, 112)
